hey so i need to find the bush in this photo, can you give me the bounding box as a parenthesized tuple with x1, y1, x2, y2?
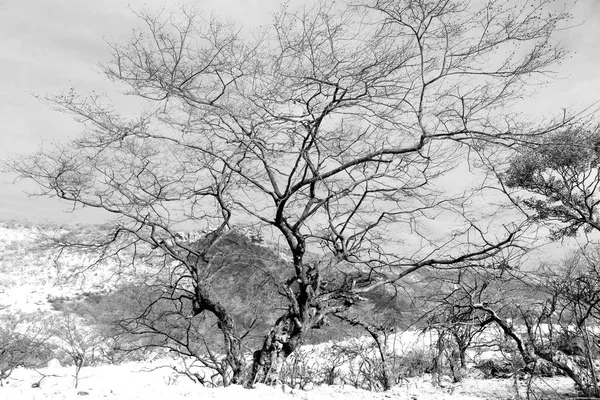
(397, 349, 435, 378)
(0, 313, 54, 385)
(554, 330, 597, 358)
(277, 338, 437, 392)
(474, 359, 514, 379)
(48, 312, 103, 388)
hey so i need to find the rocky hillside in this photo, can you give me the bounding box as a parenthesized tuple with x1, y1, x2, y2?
(0, 221, 284, 315)
(0, 221, 303, 316)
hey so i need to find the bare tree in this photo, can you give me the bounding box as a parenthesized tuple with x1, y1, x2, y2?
(50, 312, 102, 389)
(333, 287, 407, 391)
(92, 231, 284, 386)
(420, 268, 502, 382)
(443, 252, 600, 398)
(9, 0, 582, 386)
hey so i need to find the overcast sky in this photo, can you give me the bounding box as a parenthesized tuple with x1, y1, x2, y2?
(1, 0, 600, 224)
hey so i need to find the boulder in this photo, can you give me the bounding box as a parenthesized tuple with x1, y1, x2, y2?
(47, 358, 62, 369)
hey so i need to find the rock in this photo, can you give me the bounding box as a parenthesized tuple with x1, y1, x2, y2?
(281, 383, 294, 394)
(47, 358, 62, 368)
(77, 391, 89, 396)
(474, 359, 513, 378)
(466, 368, 485, 379)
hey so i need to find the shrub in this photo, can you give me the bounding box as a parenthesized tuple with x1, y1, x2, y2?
(48, 312, 103, 388)
(474, 359, 514, 379)
(397, 349, 435, 378)
(0, 313, 54, 385)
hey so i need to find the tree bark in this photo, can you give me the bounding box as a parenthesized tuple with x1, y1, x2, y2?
(247, 312, 303, 386)
(194, 285, 245, 385)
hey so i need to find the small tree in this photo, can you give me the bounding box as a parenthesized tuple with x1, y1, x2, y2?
(69, 229, 286, 386)
(498, 124, 600, 397)
(530, 250, 600, 397)
(453, 254, 600, 398)
(50, 312, 101, 389)
(0, 313, 54, 386)
(336, 295, 405, 391)
(419, 264, 518, 382)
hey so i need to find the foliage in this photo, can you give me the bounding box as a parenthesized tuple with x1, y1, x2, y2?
(504, 128, 600, 239)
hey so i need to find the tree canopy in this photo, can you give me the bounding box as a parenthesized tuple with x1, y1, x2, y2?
(8, 0, 586, 386)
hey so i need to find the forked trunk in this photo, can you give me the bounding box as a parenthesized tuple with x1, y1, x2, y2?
(247, 313, 304, 386)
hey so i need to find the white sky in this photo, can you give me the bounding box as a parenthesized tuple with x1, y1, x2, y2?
(1, 0, 600, 224)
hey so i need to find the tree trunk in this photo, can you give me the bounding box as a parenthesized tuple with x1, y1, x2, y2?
(581, 323, 599, 397)
(433, 331, 446, 386)
(372, 334, 392, 391)
(459, 346, 467, 370)
(247, 246, 314, 387)
(247, 313, 303, 386)
(220, 321, 245, 385)
(195, 285, 245, 385)
(73, 359, 83, 389)
(476, 304, 600, 398)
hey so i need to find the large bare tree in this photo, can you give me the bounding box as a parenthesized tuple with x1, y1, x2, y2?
(10, 0, 581, 386)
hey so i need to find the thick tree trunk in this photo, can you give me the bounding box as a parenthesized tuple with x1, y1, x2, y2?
(581, 324, 599, 397)
(246, 240, 359, 387)
(247, 313, 303, 386)
(247, 243, 313, 387)
(221, 322, 245, 385)
(195, 285, 245, 385)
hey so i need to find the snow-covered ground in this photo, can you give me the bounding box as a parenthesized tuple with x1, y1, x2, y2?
(0, 221, 139, 315)
(0, 361, 577, 400)
(0, 222, 581, 399)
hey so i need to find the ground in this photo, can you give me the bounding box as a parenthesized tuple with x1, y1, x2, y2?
(0, 222, 582, 399)
(0, 361, 577, 400)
